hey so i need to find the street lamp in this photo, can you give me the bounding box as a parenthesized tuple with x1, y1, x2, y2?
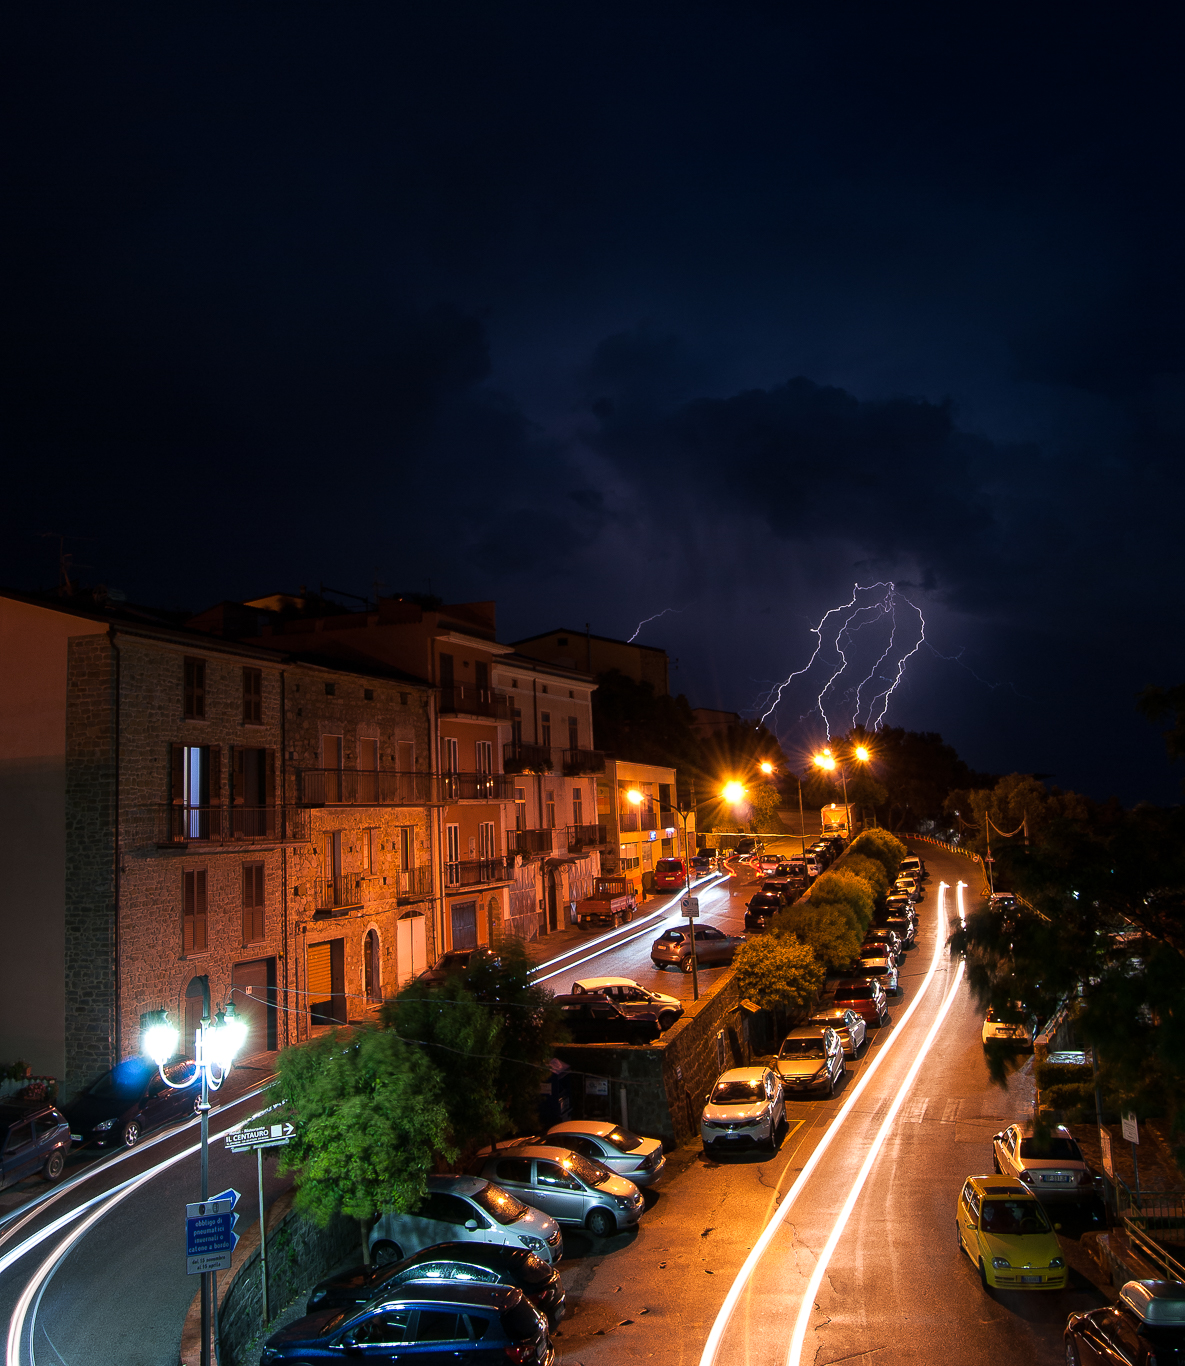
(812, 743, 871, 840)
(144, 1003, 247, 1366)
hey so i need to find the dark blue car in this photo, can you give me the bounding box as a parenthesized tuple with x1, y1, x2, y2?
(0, 1102, 71, 1189)
(260, 1282, 553, 1365)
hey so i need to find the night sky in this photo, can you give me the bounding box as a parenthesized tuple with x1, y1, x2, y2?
(6, 4, 1184, 802)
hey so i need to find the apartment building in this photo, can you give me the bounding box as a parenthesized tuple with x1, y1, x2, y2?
(512, 626, 670, 695)
(597, 758, 695, 896)
(0, 588, 439, 1097)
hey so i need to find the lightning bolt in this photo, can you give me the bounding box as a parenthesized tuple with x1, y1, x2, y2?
(628, 607, 682, 643)
(759, 580, 926, 736)
(924, 644, 1028, 699)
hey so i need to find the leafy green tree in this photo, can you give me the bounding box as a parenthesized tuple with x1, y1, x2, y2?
(809, 866, 877, 935)
(270, 1028, 452, 1263)
(464, 937, 566, 1136)
(733, 935, 824, 1026)
(748, 781, 786, 833)
(841, 853, 890, 907)
(380, 978, 508, 1155)
(771, 900, 860, 972)
(847, 828, 907, 884)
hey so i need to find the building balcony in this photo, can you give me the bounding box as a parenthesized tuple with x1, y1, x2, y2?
(444, 857, 514, 889)
(391, 865, 434, 903)
(296, 769, 445, 807)
(508, 828, 555, 857)
(156, 805, 310, 846)
(439, 686, 513, 721)
(561, 747, 606, 775)
(439, 772, 515, 802)
(567, 823, 609, 852)
(313, 873, 373, 915)
(503, 742, 553, 775)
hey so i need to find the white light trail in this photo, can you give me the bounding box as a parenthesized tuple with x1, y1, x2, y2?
(957, 879, 967, 928)
(698, 880, 951, 1366)
(784, 957, 966, 1366)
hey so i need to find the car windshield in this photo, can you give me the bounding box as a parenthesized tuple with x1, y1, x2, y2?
(470, 1183, 529, 1225)
(779, 1038, 826, 1058)
(711, 1079, 760, 1104)
(979, 1199, 1052, 1235)
(658, 930, 685, 943)
(602, 1126, 644, 1152)
(85, 1060, 152, 1099)
(558, 1152, 611, 1186)
(1019, 1136, 1083, 1162)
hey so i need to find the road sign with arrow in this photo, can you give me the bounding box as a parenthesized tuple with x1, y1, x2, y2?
(225, 1122, 294, 1153)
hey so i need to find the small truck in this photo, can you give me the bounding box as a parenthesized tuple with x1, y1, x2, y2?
(575, 877, 638, 929)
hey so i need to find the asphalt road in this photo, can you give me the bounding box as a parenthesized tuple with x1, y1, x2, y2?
(0, 842, 1111, 1366)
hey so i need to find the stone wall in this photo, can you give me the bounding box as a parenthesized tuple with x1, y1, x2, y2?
(64, 633, 118, 1097)
(554, 966, 772, 1147)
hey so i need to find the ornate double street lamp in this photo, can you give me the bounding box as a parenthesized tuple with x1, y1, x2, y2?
(812, 743, 870, 838)
(144, 1004, 248, 1366)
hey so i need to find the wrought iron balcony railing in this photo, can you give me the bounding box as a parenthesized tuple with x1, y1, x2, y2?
(444, 857, 514, 888)
(561, 747, 606, 775)
(296, 769, 446, 806)
(439, 686, 513, 721)
(438, 772, 515, 802)
(503, 742, 553, 775)
(566, 823, 609, 852)
(508, 828, 554, 857)
(157, 805, 310, 846)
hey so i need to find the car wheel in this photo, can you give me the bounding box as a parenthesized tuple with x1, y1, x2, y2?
(1065, 1337, 1081, 1366)
(992, 1151, 1001, 1174)
(121, 1121, 141, 1148)
(42, 1150, 65, 1182)
(681, 957, 694, 974)
(586, 1208, 616, 1239)
(825, 1072, 835, 1098)
(371, 1240, 402, 1265)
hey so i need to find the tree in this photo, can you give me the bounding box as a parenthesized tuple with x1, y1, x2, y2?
(841, 853, 890, 908)
(269, 1028, 452, 1263)
(846, 828, 907, 884)
(808, 866, 877, 935)
(380, 978, 508, 1155)
(733, 935, 824, 1026)
(748, 781, 786, 833)
(771, 900, 861, 972)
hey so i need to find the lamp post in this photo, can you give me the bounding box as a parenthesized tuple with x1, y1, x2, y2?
(812, 743, 871, 841)
(670, 787, 701, 1001)
(144, 1003, 247, 1366)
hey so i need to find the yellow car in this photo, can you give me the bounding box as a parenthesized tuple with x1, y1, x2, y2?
(956, 1174, 1068, 1290)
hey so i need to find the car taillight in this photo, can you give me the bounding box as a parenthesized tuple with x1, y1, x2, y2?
(1019, 1171, 1033, 1183)
(504, 1344, 537, 1363)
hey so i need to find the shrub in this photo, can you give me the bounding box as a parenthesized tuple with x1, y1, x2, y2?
(841, 853, 890, 906)
(848, 828, 907, 882)
(733, 935, 825, 1017)
(772, 901, 861, 972)
(809, 867, 876, 934)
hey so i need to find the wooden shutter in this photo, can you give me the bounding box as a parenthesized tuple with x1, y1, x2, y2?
(207, 746, 221, 807)
(230, 747, 243, 805)
(171, 744, 185, 804)
(307, 942, 332, 999)
(242, 864, 265, 942)
(184, 870, 208, 953)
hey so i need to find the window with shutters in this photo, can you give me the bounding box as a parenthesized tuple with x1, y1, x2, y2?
(545, 791, 556, 828)
(396, 827, 415, 872)
(231, 746, 274, 837)
(515, 788, 527, 831)
(242, 863, 265, 942)
(572, 787, 584, 826)
(475, 741, 492, 773)
(183, 870, 208, 953)
(446, 824, 461, 884)
(540, 711, 551, 747)
(397, 740, 414, 772)
(184, 658, 206, 720)
(172, 746, 221, 840)
(361, 828, 376, 873)
(242, 668, 262, 725)
(442, 737, 459, 773)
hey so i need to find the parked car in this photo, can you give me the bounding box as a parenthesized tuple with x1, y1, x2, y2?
(774, 1026, 846, 1096)
(852, 952, 900, 995)
(807, 1007, 867, 1058)
(651, 924, 746, 972)
(899, 855, 927, 881)
(554, 995, 658, 1045)
(981, 1005, 1034, 1050)
(992, 1123, 1094, 1196)
(417, 947, 496, 985)
(63, 1057, 199, 1148)
(733, 837, 762, 857)
(753, 855, 783, 878)
(700, 1066, 785, 1154)
(880, 911, 917, 947)
(260, 1283, 553, 1366)
(0, 1102, 71, 1188)
(570, 978, 684, 1029)
(369, 1176, 563, 1266)
(689, 852, 715, 877)
(893, 877, 924, 903)
(760, 877, 803, 900)
(744, 892, 786, 932)
(305, 1240, 566, 1331)
(653, 857, 688, 891)
(830, 978, 889, 1027)
(862, 927, 903, 958)
(1065, 1279, 1185, 1364)
(541, 1120, 666, 1187)
(955, 1174, 1067, 1290)
(475, 1145, 645, 1238)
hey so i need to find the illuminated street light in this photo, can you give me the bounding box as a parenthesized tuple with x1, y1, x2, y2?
(759, 761, 774, 776)
(144, 1002, 245, 1366)
(854, 745, 871, 763)
(721, 780, 745, 804)
(627, 788, 643, 805)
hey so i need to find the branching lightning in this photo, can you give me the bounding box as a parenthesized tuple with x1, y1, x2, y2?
(628, 606, 682, 642)
(758, 580, 924, 736)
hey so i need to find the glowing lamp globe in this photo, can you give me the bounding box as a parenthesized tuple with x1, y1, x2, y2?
(143, 1020, 179, 1066)
(721, 781, 745, 804)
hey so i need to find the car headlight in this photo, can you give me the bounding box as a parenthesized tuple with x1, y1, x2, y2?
(614, 1194, 633, 1207)
(813, 1067, 827, 1080)
(519, 1234, 546, 1252)
(1049, 1257, 1065, 1269)
(991, 1257, 1011, 1270)
(94, 1119, 116, 1131)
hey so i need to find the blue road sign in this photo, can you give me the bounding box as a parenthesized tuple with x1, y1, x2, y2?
(185, 1188, 240, 1275)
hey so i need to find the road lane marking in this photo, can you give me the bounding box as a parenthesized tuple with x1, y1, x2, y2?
(697, 881, 953, 1366)
(784, 959, 967, 1366)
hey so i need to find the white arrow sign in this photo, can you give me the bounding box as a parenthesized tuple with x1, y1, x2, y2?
(225, 1122, 294, 1152)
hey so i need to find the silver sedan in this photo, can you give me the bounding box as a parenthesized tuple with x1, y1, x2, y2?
(651, 924, 746, 972)
(807, 1006, 867, 1058)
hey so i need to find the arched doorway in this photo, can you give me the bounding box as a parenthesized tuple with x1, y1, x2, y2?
(183, 976, 209, 1053)
(364, 929, 381, 1004)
